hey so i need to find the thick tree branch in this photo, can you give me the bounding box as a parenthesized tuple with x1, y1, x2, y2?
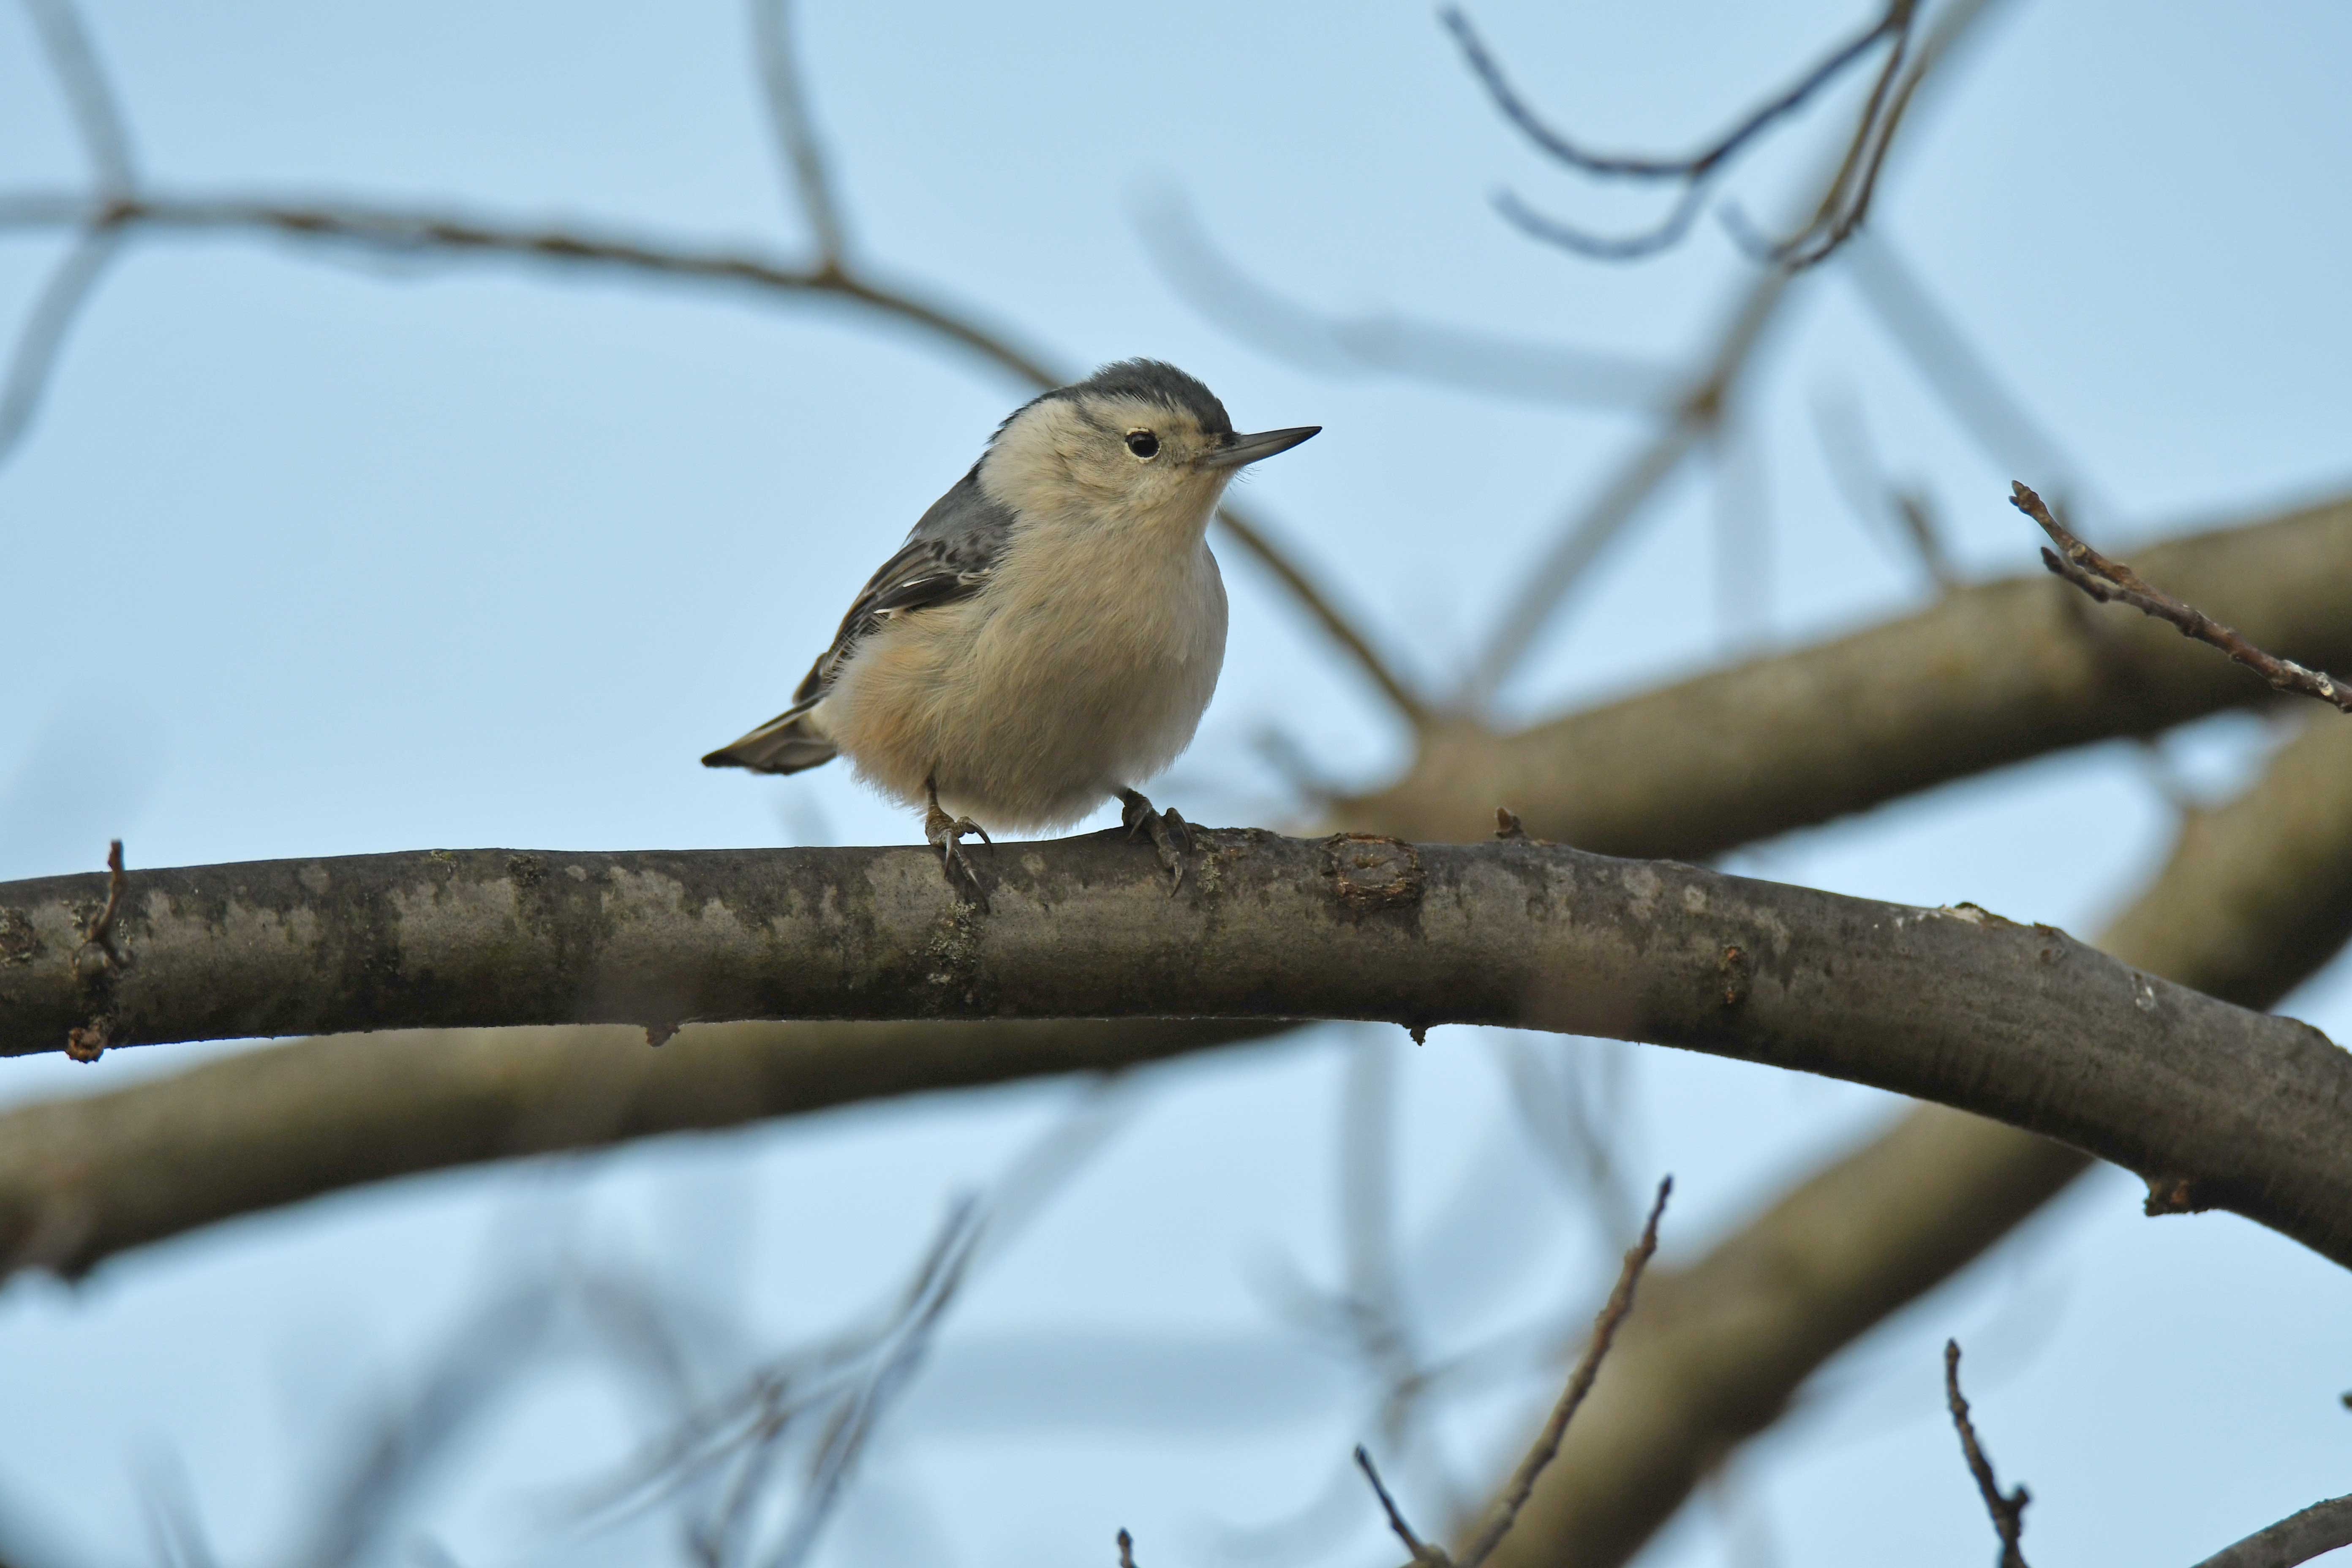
(3, 497, 2349, 1284)
(3, 833, 2350, 1271)
(1357, 489, 2352, 850)
(1478, 708, 2352, 1568)
(0, 1018, 1275, 1280)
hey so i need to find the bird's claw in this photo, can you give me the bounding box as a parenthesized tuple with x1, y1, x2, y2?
(1120, 790, 1192, 895)
(925, 801, 992, 911)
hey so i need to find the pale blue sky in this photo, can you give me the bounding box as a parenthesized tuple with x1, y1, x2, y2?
(2, 3, 2349, 1565)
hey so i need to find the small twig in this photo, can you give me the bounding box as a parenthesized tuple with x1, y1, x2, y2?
(71, 838, 128, 975)
(1443, 2, 1908, 182)
(1811, 385, 1959, 593)
(1453, 1175, 1671, 1568)
(1944, 1339, 2029, 1568)
(1115, 1528, 1138, 1568)
(1214, 503, 1430, 727)
(1135, 186, 1675, 410)
(1719, 6, 1919, 272)
(1448, 2, 1913, 264)
(749, 0, 847, 269)
(1353, 1446, 1446, 1567)
(2013, 481, 2352, 715)
(20, 0, 138, 193)
(1841, 229, 2088, 510)
(0, 224, 126, 463)
(2191, 1492, 2352, 1568)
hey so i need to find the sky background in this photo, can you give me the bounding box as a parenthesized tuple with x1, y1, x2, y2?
(2, 1, 2350, 1564)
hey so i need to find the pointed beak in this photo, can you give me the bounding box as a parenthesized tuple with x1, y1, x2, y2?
(1202, 425, 1321, 469)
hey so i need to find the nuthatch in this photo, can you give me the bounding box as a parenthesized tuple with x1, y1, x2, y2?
(704, 360, 1319, 903)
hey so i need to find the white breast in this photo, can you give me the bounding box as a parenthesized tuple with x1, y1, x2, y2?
(822, 520, 1228, 833)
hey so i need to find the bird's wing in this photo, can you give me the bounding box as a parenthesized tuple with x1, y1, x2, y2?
(790, 465, 1016, 705)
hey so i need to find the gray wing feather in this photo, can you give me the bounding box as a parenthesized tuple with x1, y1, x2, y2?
(791, 464, 1015, 703)
(702, 466, 1014, 774)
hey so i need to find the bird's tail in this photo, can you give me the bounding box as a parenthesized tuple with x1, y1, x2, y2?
(701, 701, 839, 774)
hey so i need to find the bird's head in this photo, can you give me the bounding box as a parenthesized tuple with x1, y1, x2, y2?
(980, 359, 1318, 533)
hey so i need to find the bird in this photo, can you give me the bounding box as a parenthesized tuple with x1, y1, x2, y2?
(703, 359, 1319, 904)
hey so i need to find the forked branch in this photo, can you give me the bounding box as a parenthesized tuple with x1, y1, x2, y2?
(2013, 481, 2352, 715)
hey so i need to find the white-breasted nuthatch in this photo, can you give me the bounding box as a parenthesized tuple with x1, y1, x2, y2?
(704, 360, 1319, 901)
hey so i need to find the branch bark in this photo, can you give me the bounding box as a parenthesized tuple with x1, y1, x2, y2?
(1478, 708, 2352, 1568)
(2192, 1493, 2352, 1568)
(1353, 489, 2352, 852)
(3, 832, 2350, 1269)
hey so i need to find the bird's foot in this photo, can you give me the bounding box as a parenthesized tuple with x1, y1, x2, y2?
(924, 791, 992, 911)
(1119, 788, 1193, 895)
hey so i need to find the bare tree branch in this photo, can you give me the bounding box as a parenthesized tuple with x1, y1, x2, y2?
(2015, 482, 2352, 715)
(1134, 189, 1677, 411)
(2, 492, 2349, 1286)
(1443, 1, 1913, 261)
(0, 224, 125, 466)
(1453, 0, 2010, 705)
(2192, 1494, 2352, 1568)
(1354, 1446, 1444, 1568)
(1811, 384, 1961, 593)
(0, 1016, 1274, 1283)
(1841, 229, 2090, 511)
(18, 0, 135, 193)
(1474, 706, 2352, 1568)
(748, 0, 846, 269)
(1452, 1177, 1669, 1568)
(1360, 489, 2352, 849)
(3, 833, 2351, 1270)
(1945, 1340, 2030, 1568)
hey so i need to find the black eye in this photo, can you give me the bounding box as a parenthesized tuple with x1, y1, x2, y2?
(1124, 429, 1160, 459)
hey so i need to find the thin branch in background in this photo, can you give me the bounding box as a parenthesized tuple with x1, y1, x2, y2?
(748, 0, 846, 269)
(1841, 229, 2092, 515)
(2014, 482, 2352, 715)
(1134, 188, 1676, 411)
(1944, 1339, 2029, 1568)
(1354, 1446, 1444, 1568)
(1443, 1, 1912, 262)
(0, 191, 1063, 388)
(1708, 413, 1772, 651)
(1492, 1038, 1639, 1249)
(1454, 0, 2011, 706)
(136, 1451, 218, 1568)
(0, 226, 126, 466)
(289, 1284, 561, 1568)
(1459, 267, 1787, 708)
(580, 1084, 1130, 1568)
(1214, 500, 1432, 728)
(1718, 9, 1920, 272)
(1811, 385, 1960, 593)
(1451, 1175, 1670, 1568)
(19, 0, 137, 193)
(2191, 1493, 2352, 1568)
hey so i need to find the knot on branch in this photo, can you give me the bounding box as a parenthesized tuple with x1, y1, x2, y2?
(2143, 1173, 2213, 1216)
(1322, 834, 1424, 917)
(1718, 944, 1753, 1009)
(0, 907, 39, 965)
